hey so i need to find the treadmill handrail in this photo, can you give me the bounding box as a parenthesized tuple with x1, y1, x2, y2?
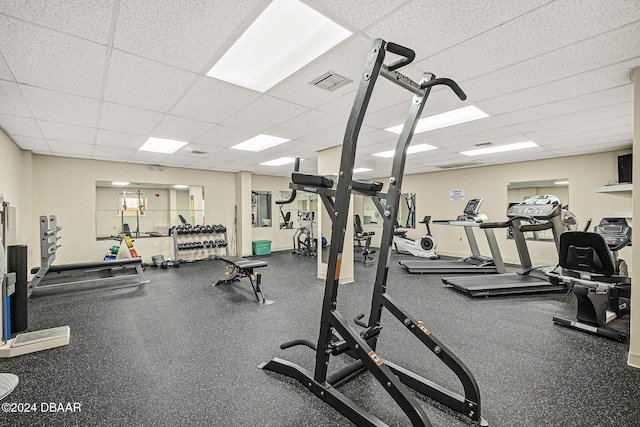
(519, 222, 553, 232)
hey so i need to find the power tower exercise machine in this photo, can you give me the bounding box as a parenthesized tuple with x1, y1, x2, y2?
(399, 198, 506, 274)
(260, 39, 487, 426)
(443, 195, 568, 297)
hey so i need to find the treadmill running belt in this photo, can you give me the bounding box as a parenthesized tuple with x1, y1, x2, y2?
(442, 273, 567, 297)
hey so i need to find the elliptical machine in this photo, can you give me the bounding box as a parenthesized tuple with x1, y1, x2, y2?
(392, 216, 438, 259)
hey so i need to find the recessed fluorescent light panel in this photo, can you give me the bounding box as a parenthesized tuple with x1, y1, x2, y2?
(385, 106, 489, 135)
(353, 168, 372, 174)
(172, 185, 189, 189)
(460, 141, 538, 156)
(112, 182, 130, 186)
(554, 181, 569, 185)
(139, 137, 188, 154)
(372, 143, 438, 158)
(232, 134, 290, 152)
(206, 0, 352, 92)
(260, 157, 300, 166)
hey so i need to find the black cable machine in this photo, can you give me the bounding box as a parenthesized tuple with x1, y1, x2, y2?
(260, 38, 487, 427)
(443, 195, 568, 297)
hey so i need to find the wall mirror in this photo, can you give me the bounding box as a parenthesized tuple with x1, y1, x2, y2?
(506, 179, 571, 242)
(95, 181, 204, 240)
(361, 192, 416, 229)
(252, 190, 272, 227)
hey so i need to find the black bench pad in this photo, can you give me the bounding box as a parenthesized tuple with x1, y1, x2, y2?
(352, 180, 383, 192)
(220, 255, 267, 269)
(31, 257, 143, 274)
(291, 172, 334, 188)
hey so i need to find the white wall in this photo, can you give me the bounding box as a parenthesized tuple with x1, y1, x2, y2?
(0, 129, 33, 245)
(30, 155, 237, 265)
(361, 150, 632, 270)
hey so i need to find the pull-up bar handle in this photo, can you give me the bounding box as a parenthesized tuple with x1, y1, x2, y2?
(420, 78, 467, 100)
(275, 157, 300, 205)
(385, 42, 415, 71)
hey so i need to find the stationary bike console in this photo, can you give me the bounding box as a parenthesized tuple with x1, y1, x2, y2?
(594, 217, 631, 251)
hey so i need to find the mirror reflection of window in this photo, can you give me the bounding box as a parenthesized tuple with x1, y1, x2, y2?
(95, 181, 204, 240)
(252, 191, 272, 227)
(506, 179, 570, 242)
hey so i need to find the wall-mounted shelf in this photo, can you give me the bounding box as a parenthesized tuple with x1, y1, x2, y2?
(594, 184, 632, 193)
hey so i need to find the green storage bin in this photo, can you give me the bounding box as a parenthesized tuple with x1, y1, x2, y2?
(252, 240, 271, 255)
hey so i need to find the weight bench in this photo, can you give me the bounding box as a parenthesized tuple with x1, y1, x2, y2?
(28, 258, 149, 296)
(215, 256, 272, 304)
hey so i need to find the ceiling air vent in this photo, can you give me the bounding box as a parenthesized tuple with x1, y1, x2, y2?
(435, 161, 484, 170)
(190, 150, 208, 155)
(309, 71, 352, 91)
(475, 142, 493, 147)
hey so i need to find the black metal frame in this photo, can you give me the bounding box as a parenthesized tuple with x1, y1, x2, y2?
(260, 39, 486, 426)
(215, 255, 268, 303)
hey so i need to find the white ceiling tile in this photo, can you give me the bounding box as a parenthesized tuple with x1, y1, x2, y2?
(366, 0, 550, 60)
(315, 90, 358, 118)
(48, 139, 94, 156)
(417, 0, 640, 84)
(525, 115, 633, 141)
(180, 143, 225, 156)
(267, 35, 370, 108)
(127, 150, 170, 164)
(0, 0, 114, 43)
(0, 16, 107, 98)
(310, 0, 408, 31)
(299, 123, 353, 147)
(11, 136, 50, 153)
(38, 121, 95, 144)
(0, 55, 13, 80)
(461, 21, 640, 102)
(497, 85, 634, 125)
(93, 144, 136, 161)
(534, 125, 632, 147)
(0, 114, 42, 138)
(267, 109, 346, 140)
(104, 50, 197, 112)
(0, 1, 637, 176)
(512, 102, 633, 134)
(156, 154, 198, 168)
(194, 125, 256, 148)
(153, 115, 215, 142)
(477, 59, 639, 115)
(0, 80, 32, 117)
(114, 0, 262, 72)
(171, 76, 261, 124)
(99, 102, 164, 135)
(96, 129, 146, 150)
(187, 157, 232, 170)
(21, 85, 99, 127)
(223, 96, 308, 133)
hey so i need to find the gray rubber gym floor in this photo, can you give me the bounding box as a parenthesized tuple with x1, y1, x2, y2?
(1, 250, 638, 426)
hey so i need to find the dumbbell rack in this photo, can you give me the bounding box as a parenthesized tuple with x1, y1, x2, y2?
(172, 225, 228, 262)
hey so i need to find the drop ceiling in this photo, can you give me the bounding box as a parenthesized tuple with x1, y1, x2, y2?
(0, 0, 637, 179)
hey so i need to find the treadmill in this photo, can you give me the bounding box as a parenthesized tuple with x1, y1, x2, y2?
(399, 198, 506, 274)
(442, 195, 568, 297)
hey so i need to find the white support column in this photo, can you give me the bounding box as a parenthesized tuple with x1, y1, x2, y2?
(317, 146, 354, 284)
(629, 67, 640, 367)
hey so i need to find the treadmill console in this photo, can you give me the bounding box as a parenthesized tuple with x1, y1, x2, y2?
(457, 198, 484, 222)
(594, 217, 631, 251)
(507, 195, 561, 219)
